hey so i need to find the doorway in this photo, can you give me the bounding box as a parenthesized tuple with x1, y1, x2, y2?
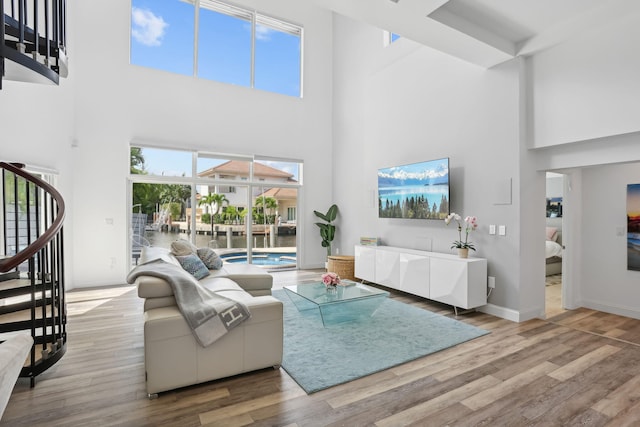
(545, 172, 566, 317)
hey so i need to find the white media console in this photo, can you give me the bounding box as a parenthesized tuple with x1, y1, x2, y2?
(354, 245, 487, 311)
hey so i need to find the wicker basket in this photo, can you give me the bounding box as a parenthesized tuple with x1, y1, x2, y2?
(327, 255, 355, 281)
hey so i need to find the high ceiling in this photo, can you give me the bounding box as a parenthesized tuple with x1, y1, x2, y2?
(311, 0, 637, 67)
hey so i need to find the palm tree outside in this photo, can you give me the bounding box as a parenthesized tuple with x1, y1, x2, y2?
(198, 193, 229, 235)
(255, 196, 278, 224)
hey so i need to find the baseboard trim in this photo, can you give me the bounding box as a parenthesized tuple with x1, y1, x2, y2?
(581, 299, 640, 320)
(477, 303, 520, 322)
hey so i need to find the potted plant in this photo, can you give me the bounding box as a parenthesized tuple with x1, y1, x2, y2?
(314, 204, 338, 258)
(444, 212, 478, 258)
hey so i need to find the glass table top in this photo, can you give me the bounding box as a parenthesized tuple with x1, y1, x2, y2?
(283, 280, 389, 306)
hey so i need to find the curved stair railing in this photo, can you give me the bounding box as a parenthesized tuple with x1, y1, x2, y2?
(0, 161, 66, 387)
(1, 0, 68, 89)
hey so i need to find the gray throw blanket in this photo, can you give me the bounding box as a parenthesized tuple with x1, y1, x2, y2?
(127, 258, 251, 347)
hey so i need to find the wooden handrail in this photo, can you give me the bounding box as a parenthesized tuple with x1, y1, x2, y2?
(0, 161, 66, 272)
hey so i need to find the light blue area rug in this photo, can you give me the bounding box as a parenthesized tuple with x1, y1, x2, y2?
(273, 289, 490, 394)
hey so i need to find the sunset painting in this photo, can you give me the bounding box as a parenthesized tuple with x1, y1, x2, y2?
(628, 184, 640, 271)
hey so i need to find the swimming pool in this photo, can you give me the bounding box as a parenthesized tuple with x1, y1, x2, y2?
(219, 252, 297, 267)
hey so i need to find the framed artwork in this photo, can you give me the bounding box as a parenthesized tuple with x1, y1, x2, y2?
(546, 197, 562, 218)
(628, 184, 640, 271)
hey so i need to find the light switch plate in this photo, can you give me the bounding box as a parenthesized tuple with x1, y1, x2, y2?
(489, 225, 496, 235)
(498, 225, 506, 236)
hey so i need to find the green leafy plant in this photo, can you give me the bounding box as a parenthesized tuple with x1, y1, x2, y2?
(314, 204, 338, 257)
(199, 193, 229, 234)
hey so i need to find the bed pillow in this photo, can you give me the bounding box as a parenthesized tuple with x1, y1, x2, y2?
(197, 247, 223, 270)
(545, 240, 563, 258)
(176, 254, 210, 280)
(171, 239, 198, 256)
(545, 227, 558, 242)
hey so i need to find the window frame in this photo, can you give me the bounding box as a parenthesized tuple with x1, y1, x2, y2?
(128, 143, 303, 265)
(130, 0, 304, 97)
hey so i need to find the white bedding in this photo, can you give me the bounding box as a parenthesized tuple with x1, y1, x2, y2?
(546, 240, 563, 258)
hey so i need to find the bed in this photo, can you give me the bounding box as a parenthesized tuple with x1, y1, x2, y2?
(546, 227, 563, 276)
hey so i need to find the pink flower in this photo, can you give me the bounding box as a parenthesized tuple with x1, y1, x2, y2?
(322, 272, 341, 286)
(445, 212, 478, 251)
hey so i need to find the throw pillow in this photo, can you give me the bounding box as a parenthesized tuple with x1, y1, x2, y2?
(197, 247, 223, 270)
(176, 254, 210, 280)
(171, 239, 198, 256)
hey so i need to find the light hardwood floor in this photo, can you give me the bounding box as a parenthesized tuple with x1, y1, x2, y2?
(545, 274, 566, 318)
(3, 270, 640, 426)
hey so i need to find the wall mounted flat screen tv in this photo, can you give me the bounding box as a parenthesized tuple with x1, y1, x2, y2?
(378, 157, 450, 219)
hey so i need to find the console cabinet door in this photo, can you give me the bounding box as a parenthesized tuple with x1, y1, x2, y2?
(354, 246, 376, 282)
(429, 258, 487, 309)
(399, 253, 429, 298)
(375, 249, 400, 289)
(429, 257, 469, 308)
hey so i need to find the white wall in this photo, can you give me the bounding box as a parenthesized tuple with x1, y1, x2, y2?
(332, 15, 525, 316)
(527, 8, 640, 319)
(0, 60, 76, 288)
(68, 0, 333, 287)
(4, 1, 639, 321)
(580, 163, 640, 318)
(529, 7, 640, 148)
(546, 174, 563, 198)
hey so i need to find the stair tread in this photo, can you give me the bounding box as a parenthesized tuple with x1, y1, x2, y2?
(0, 305, 59, 322)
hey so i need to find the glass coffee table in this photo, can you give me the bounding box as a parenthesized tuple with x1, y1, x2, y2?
(283, 280, 389, 326)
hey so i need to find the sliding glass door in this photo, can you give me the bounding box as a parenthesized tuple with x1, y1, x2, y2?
(129, 146, 301, 270)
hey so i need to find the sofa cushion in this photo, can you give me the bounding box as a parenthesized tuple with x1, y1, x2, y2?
(142, 246, 180, 266)
(138, 276, 245, 299)
(175, 254, 210, 280)
(215, 289, 254, 304)
(200, 277, 244, 293)
(171, 239, 198, 256)
(197, 247, 223, 270)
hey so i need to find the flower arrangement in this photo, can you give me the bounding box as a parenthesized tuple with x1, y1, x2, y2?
(322, 272, 341, 287)
(444, 213, 478, 251)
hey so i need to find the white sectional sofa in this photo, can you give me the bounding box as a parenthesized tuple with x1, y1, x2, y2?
(133, 246, 283, 397)
(0, 333, 33, 420)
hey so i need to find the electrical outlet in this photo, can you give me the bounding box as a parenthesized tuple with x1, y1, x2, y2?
(488, 276, 496, 289)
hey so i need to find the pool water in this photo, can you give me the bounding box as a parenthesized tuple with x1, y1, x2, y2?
(220, 252, 296, 266)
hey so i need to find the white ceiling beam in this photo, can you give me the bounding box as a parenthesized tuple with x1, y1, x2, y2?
(311, 0, 515, 68)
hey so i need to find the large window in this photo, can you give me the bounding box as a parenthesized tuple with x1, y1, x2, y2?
(129, 145, 302, 269)
(131, 0, 195, 76)
(198, 3, 251, 86)
(383, 30, 401, 46)
(130, 0, 303, 97)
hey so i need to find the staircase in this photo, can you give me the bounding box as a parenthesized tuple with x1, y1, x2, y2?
(0, 161, 66, 387)
(1, 0, 68, 89)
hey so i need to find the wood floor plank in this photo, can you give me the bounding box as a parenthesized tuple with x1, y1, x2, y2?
(591, 372, 640, 417)
(603, 398, 640, 427)
(4, 271, 640, 426)
(548, 344, 621, 381)
(375, 375, 502, 427)
(461, 361, 559, 411)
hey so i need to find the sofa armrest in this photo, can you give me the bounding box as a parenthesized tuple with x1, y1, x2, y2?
(144, 295, 282, 342)
(0, 333, 33, 419)
(224, 274, 273, 296)
(136, 275, 173, 299)
(242, 295, 282, 323)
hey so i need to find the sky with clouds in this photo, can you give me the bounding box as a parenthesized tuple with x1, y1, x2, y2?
(130, 0, 300, 96)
